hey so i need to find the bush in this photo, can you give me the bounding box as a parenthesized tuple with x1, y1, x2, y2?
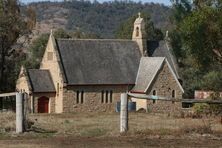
(193, 103, 210, 117)
(193, 103, 222, 117)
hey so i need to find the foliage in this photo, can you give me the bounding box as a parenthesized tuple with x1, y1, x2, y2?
(170, 0, 222, 97)
(193, 102, 222, 116)
(53, 28, 71, 39)
(115, 12, 163, 40)
(170, 0, 192, 24)
(201, 71, 222, 92)
(30, 1, 172, 38)
(193, 103, 210, 115)
(179, 8, 222, 68)
(0, 0, 33, 92)
(24, 33, 49, 69)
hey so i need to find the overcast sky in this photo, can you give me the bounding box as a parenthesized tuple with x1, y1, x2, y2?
(20, 0, 172, 6)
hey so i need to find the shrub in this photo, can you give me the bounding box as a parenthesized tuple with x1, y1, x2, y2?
(193, 103, 210, 117)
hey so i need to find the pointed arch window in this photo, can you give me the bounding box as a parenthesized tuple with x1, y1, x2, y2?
(101, 90, 113, 104)
(152, 90, 156, 96)
(152, 90, 157, 104)
(76, 90, 84, 104)
(172, 90, 176, 98)
(136, 27, 139, 37)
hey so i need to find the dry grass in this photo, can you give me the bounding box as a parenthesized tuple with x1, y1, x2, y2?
(0, 111, 15, 134)
(1, 112, 222, 138)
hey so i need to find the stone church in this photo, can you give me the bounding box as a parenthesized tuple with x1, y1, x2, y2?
(16, 14, 184, 113)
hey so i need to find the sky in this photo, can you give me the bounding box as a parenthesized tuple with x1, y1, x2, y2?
(20, 0, 172, 6)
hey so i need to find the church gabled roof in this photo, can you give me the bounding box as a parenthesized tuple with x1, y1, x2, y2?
(27, 69, 55, 93)
(147, 40, 180, 79)
(132, 57, 165, 92)
(55, 39, 141, 85)
(132, 57, 184, 93)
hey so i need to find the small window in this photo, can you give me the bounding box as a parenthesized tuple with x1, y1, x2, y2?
(102, 90, 113, 104)
(172, 90, 175, 98)
(76, 90, 84, 104)
(105, 91, 109, 103)
(152, 90, 156, 104)
(76, 91, 79, 104)
(136, 27, 139, 37)
(57, 83, 59, 96)
(110, 91, 113, 103)
(153, 90, 156, 96)
(47, 52, 53, 61)
(101, 91, 104, 103)
(81, 91, 84, 104)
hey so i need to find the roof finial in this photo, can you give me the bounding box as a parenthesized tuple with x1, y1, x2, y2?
(138, 12, 141, 18)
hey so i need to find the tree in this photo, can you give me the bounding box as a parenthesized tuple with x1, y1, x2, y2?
(115, 12, 163, 41)
(0, 0, 32, 91)
(179, 8, 222, 68)
(170, 0, 222, 97)
(24, 33, 49, 69)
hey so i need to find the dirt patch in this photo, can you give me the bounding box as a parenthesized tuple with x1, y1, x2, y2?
(0, 136, 222, 148)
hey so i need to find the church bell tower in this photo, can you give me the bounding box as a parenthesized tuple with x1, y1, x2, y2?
(132, 13, 147, 56)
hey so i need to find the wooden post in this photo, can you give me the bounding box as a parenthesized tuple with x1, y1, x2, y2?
(0, 97, 2, 111)
(16, 92, 24, 133)
(120, 93, 128, 133)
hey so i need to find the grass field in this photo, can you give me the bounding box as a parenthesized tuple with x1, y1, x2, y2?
(0, 112, 222, 147)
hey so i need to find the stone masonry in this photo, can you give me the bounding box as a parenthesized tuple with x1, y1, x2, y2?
(146, 62, 183, 113)
(63, 85, 130, 112)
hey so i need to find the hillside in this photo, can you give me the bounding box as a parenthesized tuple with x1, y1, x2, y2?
(29, 1, 172, 38)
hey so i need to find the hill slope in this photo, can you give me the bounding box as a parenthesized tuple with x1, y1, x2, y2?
(29, 1, 172, 38)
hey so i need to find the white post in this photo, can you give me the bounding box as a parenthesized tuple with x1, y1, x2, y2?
(30, 95, 34, 113)
(120, 93, 128, 133)
(16, 92, 24, 133)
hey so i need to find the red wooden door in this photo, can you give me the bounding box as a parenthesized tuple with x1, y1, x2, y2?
(38, 97, 49, 113)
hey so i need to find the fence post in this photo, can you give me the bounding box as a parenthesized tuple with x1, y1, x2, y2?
(120, 93, 128, 133)
(16, 92, 24, 133)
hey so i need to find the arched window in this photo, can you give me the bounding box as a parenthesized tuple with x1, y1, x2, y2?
(81, 91, 84, 104)
(152, 90, 156, 96)
(172, 90, 176, 98)
(152, 90, 156, 104)
(105, 90, 109, 103)
(76, 90, 84, 104)
(57, 83, 59, 96)
(136, 27, 139, 37)
(101, 90, 104, 103)
(110, 91, 113, 103)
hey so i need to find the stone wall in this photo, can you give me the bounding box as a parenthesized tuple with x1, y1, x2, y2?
(147, 100, 181, 115)
(147, 62, 183, 99)
(144, 62, 183, 113)
(62, 85, 130, 112)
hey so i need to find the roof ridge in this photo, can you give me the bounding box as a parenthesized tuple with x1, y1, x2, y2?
(141, 57, 165, 59)
(56, 38, 133, 42)
(28, 69, 49, 71)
